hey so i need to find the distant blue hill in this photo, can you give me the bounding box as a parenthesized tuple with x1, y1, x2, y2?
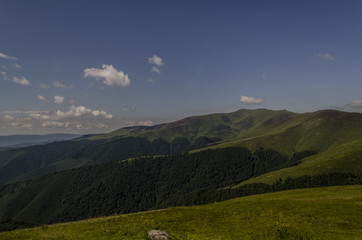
(0, 134, 81, 148)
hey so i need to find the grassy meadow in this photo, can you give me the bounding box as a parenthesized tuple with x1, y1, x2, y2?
(1, 185, 361, 240)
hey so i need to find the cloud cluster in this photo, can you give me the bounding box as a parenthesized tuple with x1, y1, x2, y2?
(0, 71, 7, 80)
(84, 64, 130, 87)
(42, 121, 70, 128)
(349, 100, 362, 108)
(54, 96, 65, 105)
(313, 53, 335, 61)
(3, 115, 15, 121)
(12, 76, 30, 85)
(28, 105, 113, 121)
(37, 95, 47, 102)
(9, 122, 32, 129)
(0, 52, 17, 60)
(148, 55, 164, 66)
(55, 105, 113, 119)
(240, 95, 264, 105)
(125, 120, 153, 127)
(151, 66, 160, 74)
(147, 55, 164, 83)
(1, 63, 21, 69)
(147, 77, 156, 84)
(39, 83, 50, 89)
(54, 81, 73, 89)
(76, 122, 108, 130)
(0, 52, 30, 87)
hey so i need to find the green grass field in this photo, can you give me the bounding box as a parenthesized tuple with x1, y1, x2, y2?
(1, 185, 361, 240)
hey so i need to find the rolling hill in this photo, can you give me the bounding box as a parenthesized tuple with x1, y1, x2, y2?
(0, 134, 80, 148)
(0, 108, 361, 231)
(0, 108, 362, 186)
(0, 186, 361, 239)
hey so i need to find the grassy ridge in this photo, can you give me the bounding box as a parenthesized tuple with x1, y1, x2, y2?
(193, 110, 362, 156)
(91, 109, 297, 141)
(1, 186, 361, 240)
(236, 138, 362, 186)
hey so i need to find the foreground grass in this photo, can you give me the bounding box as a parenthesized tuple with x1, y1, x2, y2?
(1, 186, 361, 240)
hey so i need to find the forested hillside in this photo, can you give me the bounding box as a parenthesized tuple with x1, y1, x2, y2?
(0, 147, 314, 224)
(1, 109, 362, 185)
(0, 109, 361, 229)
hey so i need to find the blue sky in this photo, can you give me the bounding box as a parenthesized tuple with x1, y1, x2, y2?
(1, 0, 362, 135)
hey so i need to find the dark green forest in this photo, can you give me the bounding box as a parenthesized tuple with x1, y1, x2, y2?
(0, 136, 220, 184)
(0, 147, 320, 225)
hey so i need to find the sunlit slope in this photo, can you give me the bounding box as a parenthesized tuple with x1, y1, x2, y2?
(1, 186, 361, 240)
(91, 109, 298, 141)
(236, 138, 362, 186)
(194, 110, 362, 155)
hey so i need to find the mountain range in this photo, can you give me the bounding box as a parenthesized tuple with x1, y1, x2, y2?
(0, 108, 361, 228)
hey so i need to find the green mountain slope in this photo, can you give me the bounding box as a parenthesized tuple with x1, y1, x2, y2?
(0, 109, 298, 184)
(235, 138, 362, 186)
(0, 138, 102, 184)
(1, 186, 361, 240)
(1, 108, 362, 187)
(194, 109, 362, 156)
(92, 108, 298, 141)
(0, 147, 291, 224)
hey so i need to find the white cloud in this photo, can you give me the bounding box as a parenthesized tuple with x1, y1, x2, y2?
(148, 55, 164, 66)
(76, 123, 108, 130)
(125, 120, 153, 127)
(93, 123, 108, 128)
(10, 63, 22, 69)
(0, 52, 17, 60)
(3, 110, 49, 115)
(76, 123, 91, 130)
(39, 83, 50, 89)
(147, 77, 156, 84)
(9, 122, 32, 129)
(151, 66, 161, 74)
(37, 95, 47, 102)
(83, 64, 130, 87)
(0, 71, 7, 80)
(54, 81, 73, 89)
(29, 113, 58, 121)
(41, 121, 70, 128)
(91, 110, 113, 119)
(3, 115, 15, 121)
(313, 53, 335, 61)
(349, 100, 362, 108)
(54, 96, 65, 105)
(240, 95, 264, 105)
(76, 122, 108, 130)
(0, 63, 21, 69)
(55, 105, 113, 119)
(12, 76, 30, 85)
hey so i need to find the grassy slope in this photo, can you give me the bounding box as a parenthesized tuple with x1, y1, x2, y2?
(1, 186, 361, 240)
(90, 109, 298, 142)
(2, 109, 362, 185)
(192, 110, 362, 156)
(236, 138, 362, 186)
